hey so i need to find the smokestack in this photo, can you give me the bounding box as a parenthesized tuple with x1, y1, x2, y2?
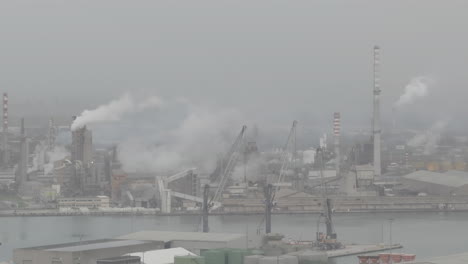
(2, 93, 8, 167)
(21, 117, 25, 136)
(47, 118, 56, 151)
(373, 45, 382, 177)
(333, 112, 341, 175)
(18, 118, 28, 187)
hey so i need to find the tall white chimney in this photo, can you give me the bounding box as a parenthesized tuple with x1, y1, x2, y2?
(373, 46, 382, 177)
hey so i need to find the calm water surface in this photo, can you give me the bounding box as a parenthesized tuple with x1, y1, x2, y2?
(2, 212, 468, 263)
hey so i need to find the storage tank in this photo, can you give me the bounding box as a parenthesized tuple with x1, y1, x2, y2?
(259, 256, 298, 264)
(244, 255, 262, 264)
(280, 255, 298, 264)
(227, 249, 252, 264)
(175, 256, 205, 264)
(202, 250, 226, 264)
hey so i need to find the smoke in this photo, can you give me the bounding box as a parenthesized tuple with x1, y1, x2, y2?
(117, 105, 243, 174)
(407, 120, 448, 155)
(231, 155, 266, 183)
(395, 76, 433, 108)
(44, 146, 70, 175)
(71, 93, 164, 131)
(29, 145, 70, 174)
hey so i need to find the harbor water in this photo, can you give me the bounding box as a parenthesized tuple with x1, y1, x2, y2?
(1, 212, 468, 263)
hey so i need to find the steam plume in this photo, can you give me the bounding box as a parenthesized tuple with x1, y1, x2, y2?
(407, 120, 448, 155)
(117, 106, 242, 174)
(71, 93, 163, 131)
(395, 76, 433, 108)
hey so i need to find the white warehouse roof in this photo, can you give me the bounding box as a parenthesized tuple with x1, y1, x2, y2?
(403, 170, 468, 188)
(129, 247, 195, 264)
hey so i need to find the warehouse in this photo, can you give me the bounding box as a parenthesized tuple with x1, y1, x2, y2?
(13, 239, 163, 264)
(401, 170, 468, 196)
(118, 230, 261, 253)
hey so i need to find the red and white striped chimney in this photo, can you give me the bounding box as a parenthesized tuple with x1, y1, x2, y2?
(2, 93, 8, 166)
(333, 112, 341, 175)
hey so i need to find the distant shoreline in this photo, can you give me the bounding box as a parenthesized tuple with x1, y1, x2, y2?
(1, 207, 467, 217)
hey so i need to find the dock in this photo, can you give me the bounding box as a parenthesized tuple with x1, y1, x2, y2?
(327, 244, 403, 258)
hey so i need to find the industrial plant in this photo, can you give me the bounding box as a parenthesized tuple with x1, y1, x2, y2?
(0, 46, 465, 212)
(0, 43, 467, 263)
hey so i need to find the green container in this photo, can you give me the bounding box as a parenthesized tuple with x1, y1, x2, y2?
(227, 249, 252, 264)
(202, 250, 226, 264)
(175, 256, 206, 264)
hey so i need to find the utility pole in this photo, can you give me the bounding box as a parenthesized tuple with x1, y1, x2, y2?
(264, 184, 273, 234)
(202, 184, 210, 233)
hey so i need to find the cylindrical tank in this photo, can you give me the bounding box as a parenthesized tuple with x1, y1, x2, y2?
(175, 256, 205, 264)
(227, 249, 251, 264)
(358, 256, 369, 264)
(391, 253, 402, 263)
(401, 254, 416, 262)
(202, 250, 226, 264)
(368, 256, 380, 264)
(280, 255, 298, 264)
(244, 255, 262, 264)
(259, 256, 299, 264)
(379, 253, 390, 264)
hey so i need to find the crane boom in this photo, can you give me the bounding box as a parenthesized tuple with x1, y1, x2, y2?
(277, 121, 298, 184)
(211, 125, 247, 204)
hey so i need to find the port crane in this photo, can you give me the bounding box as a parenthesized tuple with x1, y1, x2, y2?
(276, 120, 298, 186)
(263, 121, 298, 234)
(197, 126, 247, 233)
(315, 147, 343, 250)
(210, 125, 247, 208)
(156, 168, 218, 213)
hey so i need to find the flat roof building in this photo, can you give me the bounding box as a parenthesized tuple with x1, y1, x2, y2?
(118, 230, 261, 253)
(401, 170, 468, 196)
(14, 239, 163, 264)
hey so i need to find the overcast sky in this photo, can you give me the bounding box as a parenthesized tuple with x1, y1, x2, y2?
(1, 0, 467, 131)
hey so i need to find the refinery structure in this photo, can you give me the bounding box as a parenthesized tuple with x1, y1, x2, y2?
(1, 46, 468, 219)
(3, 46, 468, 264)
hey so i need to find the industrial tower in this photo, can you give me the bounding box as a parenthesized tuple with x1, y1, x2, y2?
(373, 45, 382, 177)
(333, 112, 341, 176)
(2, 93, 8, 167)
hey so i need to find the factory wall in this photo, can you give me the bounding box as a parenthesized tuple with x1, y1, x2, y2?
(14, 241, 163, 264)
(13, 249, 73, 264)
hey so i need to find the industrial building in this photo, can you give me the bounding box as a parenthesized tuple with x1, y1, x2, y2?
(71, 123, 93, 166)
(13, 239, 163, 264)
(117, 230, 261, 253)
(57, 195, 110, 209)
(401, 170, 468, 196)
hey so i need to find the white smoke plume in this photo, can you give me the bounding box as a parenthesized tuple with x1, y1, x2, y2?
(117, 105, 243, 174)
(44, 146, 70, 175)
(29, 145, 70, 175)
(71, 93, 164, 131)
(407, 120, 448, 155)
(395, 76, 433, 108)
